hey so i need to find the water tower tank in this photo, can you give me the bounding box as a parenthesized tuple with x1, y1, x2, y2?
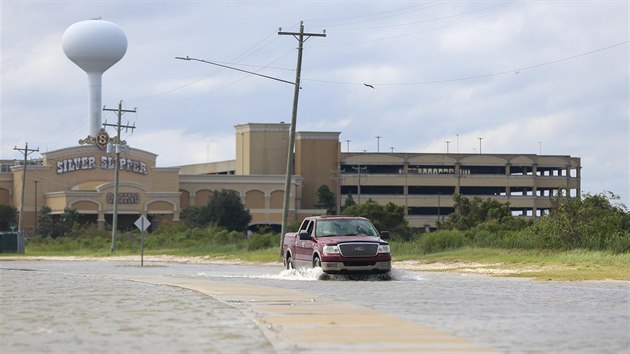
(63, 19, 127, 136)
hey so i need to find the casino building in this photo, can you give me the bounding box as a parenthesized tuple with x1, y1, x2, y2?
(1, 122, 581, 234)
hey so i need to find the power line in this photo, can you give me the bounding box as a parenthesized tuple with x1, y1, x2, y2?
(302, 40, 628, 87)
(307, 2, 439, 28)
(129, 29, 290, 104)
(176, 56, 296, 85)
(323, 1, 510, 31)
(312, 2, 523, 48)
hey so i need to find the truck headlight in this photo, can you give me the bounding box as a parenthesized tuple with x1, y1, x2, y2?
(323, 245, 340, 255)
(377, 244, 390, 253)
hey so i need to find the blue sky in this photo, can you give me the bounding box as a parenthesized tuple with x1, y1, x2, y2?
(1, 1, 628, 204)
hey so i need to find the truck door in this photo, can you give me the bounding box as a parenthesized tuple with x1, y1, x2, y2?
(294, 220, 314, 266)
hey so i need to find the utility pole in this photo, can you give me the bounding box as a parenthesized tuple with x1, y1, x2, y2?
(376, 136, 382, 153)
(103, 101, 136, 252)
(279, 21, 326, 253)
(478, 137, 483, 154)
(352, 165, 367, 205)
(34, 180, 38, 235)
(330, 169, 344, 215)
(14, 142, 39, 253)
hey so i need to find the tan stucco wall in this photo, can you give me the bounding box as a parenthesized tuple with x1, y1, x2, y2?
(295, 132, 340, 210)
(178, 174, 304, 225)
(235, 123, 289, 176)
(7, 145, 181, 231)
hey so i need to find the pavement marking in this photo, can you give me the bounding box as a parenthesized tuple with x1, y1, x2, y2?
(126, 275, 496, 354)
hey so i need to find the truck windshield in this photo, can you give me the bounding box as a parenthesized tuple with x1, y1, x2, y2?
(315, 219, 379, 237)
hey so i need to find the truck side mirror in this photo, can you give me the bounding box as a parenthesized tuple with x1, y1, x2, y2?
(299, 230, 312, 240)
(380, 231, 390, 239)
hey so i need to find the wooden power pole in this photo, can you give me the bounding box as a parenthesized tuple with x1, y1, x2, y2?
(103, 101, 136, 252)
(278, 21, 326, 255)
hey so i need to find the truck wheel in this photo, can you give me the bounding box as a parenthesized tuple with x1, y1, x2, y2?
(313, 255, 322, 268)
(285, 254, 294, 270)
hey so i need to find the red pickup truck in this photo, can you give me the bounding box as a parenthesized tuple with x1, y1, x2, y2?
(282, 216, 392, 274)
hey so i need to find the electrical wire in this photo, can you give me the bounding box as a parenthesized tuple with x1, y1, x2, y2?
(307, 2, 440, 28)
(302, 40, 628, 87)
(127, 28, 284, 105)
(324, 1, 513, 31)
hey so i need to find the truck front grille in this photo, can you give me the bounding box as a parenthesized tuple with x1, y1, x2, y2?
(338, 243, 378, 257)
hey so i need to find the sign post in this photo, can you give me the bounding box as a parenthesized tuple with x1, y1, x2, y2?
(134, 215, 151, 267)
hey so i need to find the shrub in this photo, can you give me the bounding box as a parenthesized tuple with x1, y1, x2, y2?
(417, 230, 467, 254)
(343, 199, 413, 241)
(0, 204, 17, 231)
(439, 194, 513, 231)
(245, 233, 276, 251)
(606, 232, 630, 254)
(536, 191, 629, 250)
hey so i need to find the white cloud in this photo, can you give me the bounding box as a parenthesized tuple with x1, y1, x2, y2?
(1, 1, 627, 203)
(130, 129, 235, 167)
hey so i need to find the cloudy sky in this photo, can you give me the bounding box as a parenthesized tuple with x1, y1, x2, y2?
(1, 1, 628, 203)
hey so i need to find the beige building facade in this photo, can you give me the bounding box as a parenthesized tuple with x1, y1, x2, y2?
(340, 152, 580, 229)
(1, 145, 181, 231)
(1, 122, 580, 233)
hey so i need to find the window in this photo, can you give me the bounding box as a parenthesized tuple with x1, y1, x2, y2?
(341, 185, 403, 195)
(409, 166, 456, 175)
(408, 207, 455, 216)
(509, 166, 534, 176)
(299, 220, 312, 233)
(408, 186, 455, 195)
(315, 219, 378, 237)
(466, 166, 505, 175)
(509, 187, 534, 196)
(460, 186, 505, 196)
(360, 186, 404, 195)
(340, 164, 402, 174)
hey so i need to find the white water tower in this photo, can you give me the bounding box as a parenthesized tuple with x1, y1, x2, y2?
(63, 19, 127, 136)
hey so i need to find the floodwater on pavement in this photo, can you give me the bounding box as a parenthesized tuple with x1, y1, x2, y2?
(1, 259, 628, 353)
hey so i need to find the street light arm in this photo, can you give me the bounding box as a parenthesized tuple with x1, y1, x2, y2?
(175, 56, 296, 86)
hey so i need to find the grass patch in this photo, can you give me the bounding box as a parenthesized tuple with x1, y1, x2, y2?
(5, 231, 628, 281)
(391, 246, 630, 281)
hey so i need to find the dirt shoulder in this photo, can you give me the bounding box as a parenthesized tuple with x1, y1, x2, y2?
(394, 260, 549, 275)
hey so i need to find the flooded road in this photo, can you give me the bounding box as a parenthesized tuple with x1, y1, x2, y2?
(1, 259, 628, 353)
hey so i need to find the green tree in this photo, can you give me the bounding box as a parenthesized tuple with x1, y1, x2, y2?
(181, 206, 205, 228)
(0, 204, 17, 231)
(440, 194, 512, 231)
(315, 185, 336, 214)
(57, 207, 80, 237)
(537, 190, 630, 250)
(342, 195, 356, 212)
(343, 199, 412, 240)
(206, 190, 252, 232)
(35, 206, 80, 238)
(37, 206, 54, 237)
(182, 190, 252, 232)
